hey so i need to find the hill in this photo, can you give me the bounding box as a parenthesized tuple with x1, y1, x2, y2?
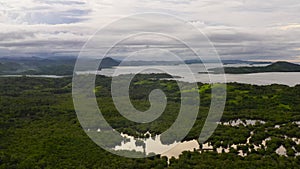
(99, 57, 120, 68)
(0, 57, 120, 75)
(184, 59, 271, 65)
(0, 62, 21, 72)
(207, 61, 300, 74)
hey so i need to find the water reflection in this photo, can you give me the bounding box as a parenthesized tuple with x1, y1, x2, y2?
(113, 132, 199, 159)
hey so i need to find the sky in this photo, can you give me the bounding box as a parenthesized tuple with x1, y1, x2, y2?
(0, 0, 300, 61)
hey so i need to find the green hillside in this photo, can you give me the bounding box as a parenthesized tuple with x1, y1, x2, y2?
(208, 61, 300, 74)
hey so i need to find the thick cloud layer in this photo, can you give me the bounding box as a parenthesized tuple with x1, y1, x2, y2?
(0, 0, 299, 61)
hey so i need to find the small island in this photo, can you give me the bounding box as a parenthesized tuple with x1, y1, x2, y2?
(206, 61, 300, 74)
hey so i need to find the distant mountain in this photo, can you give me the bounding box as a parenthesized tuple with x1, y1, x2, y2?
(120, 60, 182, 66)
(184, 59, 271, 65)
(184, 59, 203, 64)
(221, 60, 271, 65)
(265, 61, 300, 71)
(0, 62, 21, 72)
(119, 59, 270, 66)
(99, 57, 120, 68)
(208, 61, 300, 74)
(0, 57, 120, 75)
(1, 56, 291, 75)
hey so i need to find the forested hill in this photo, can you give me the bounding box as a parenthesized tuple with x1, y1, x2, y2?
(208, 61, 300, 74)
(0, 57, 120, 75)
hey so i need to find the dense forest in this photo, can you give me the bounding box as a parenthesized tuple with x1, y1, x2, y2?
(0, 75, 300, 168)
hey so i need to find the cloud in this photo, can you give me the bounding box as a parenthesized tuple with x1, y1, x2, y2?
(0, 0, 91, 25)
(0, 0, 299, 61)
(0, 31, 35, 41)
(280, 24, 300, 30)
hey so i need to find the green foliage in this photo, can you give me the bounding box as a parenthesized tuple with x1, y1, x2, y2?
(1, 75, 300, 168)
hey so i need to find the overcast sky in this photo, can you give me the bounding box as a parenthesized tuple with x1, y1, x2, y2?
(0, 0, 300, 61)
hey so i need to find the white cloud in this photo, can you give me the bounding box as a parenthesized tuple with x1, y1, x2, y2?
(280, 24, 300, 30)
(0, 0, 299, 61)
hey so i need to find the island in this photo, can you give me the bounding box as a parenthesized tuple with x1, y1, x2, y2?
(206, 61, 300, 74)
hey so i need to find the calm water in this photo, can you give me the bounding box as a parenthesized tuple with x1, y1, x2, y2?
(112, 118, 297, 158)
(2, 63, 299, 86)
(113, 133, 199, 159)
(96, 63, 300, 86)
